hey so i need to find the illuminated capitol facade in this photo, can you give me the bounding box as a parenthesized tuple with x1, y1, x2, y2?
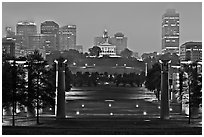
(95, 29, 127, 57)
(97, 30, 116, 56)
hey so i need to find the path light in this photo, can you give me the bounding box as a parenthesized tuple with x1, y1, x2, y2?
(82, 104, 85, 108)
(109, 104, 112, 107)
(143, 111, 147, 115)
(76, 111, 80, 115)
(170, 108, 173, 111)
(144, 119, 151, 122)
(158, 106, 160, 109)
(136, 104, 139, 108)
(110, 113, 113, 116)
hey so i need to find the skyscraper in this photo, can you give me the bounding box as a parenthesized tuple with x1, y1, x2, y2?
(110, 32, 127, 54)
(59, 25, 76, 51)
(5, 27, 15, 37)
(180, 42, 202, 61)
(41, 21, 59, 51)
(162, 9, 179, 54)
(16, 21, 37, 48)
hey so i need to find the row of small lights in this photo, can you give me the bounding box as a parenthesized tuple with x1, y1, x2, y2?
(73, 63, 127, 67)
(75, 103, 173, 116)
(74, 103, 176, 116)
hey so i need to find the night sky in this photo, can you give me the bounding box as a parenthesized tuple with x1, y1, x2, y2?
(2, 2, 202, 55)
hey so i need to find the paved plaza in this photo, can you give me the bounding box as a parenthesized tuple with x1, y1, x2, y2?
(2, 86, 202, 134)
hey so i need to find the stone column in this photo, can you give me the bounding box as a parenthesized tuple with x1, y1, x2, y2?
(56, 59, 66, 119)
(160, 60, 170, 120)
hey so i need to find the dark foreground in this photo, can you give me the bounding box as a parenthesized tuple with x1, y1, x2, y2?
(2, 116, 202, 135)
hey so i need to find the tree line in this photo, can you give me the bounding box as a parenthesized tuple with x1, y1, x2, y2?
(3, 51, 56, 116)
(71, 71, 146, 87)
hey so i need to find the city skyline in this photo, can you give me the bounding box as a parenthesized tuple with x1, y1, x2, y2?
(2, 2, 202, 55)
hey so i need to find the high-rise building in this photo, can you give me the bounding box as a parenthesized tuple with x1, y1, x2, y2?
(16, 21, 37, 48)
(28, 34, 56, 52)
(59, 25, 76, 51)
(2, 37, 16, 57)
(5, 27, 15, 37)
(110, 32, 127, 54)
(180, 42, 202, 61)
(41, 21, 59, 51)
(162, 9, 179, 54)
(94, 30, 127, 55)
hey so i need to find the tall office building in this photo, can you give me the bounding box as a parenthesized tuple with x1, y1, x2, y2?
(41, 21, 59, 51)
(16, 21, 37, 48)
(2, 37, 16, 57)
(110, 32, 127, 54)
(5, 27, 15, 37)
(59, 25, 76, 51)
(162, 9, 179, 54)
(180, 42, 202, 61)
(28, 34, 56, 51)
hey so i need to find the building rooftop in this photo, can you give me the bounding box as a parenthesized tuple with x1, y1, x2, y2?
(41, 21, 59, 26)
(17, 21, 36, 26)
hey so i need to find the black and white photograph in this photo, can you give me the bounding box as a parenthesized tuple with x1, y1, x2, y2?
(2, 1, 202, 135)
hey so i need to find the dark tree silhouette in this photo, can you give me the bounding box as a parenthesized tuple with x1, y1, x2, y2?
(145, 63, 161, 100)
(88, 46, 101, 57)
(120, 48, 133, 58)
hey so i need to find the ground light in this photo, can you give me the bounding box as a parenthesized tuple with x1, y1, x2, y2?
(143, 111, 147, 115)
(136, 104, 139, 108)
(82, 104, 85, 108)
(109, 104, 112, 107)
(170, 108, 173, 111)
(158, 106, 160, 109)
(76, 111, 80, 115)
(144, 119, 151, 122)
(110, 113, 113, 116)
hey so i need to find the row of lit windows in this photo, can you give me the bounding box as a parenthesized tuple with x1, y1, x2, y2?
(162, 24, 179, 27)
(41, 25, 57, 28)
(163, 17, 179, 19)
(185, 48, 202, 51)
(163, 36, 179, 39)
(101, 47, 115, 51)
(165, 20, 179, 23)
(101, 50, 115, 53)
(165, 39, 177, 43)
